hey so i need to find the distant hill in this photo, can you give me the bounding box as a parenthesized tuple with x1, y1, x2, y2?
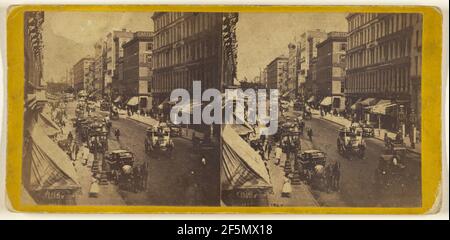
(43, 30, 92, 83)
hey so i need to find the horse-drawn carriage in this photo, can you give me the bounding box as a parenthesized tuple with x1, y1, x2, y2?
(87, 122, 108, 153)
(144, 126, 174, 154)
(384, 134, 407, 157)
(337, 127, 366, 158)
(105, 150, 135, 189)
(302, 109, 312, 120)
(295, 150, 328, 190)
(110, 106, 119, 120)
(375, 149, 407, 191)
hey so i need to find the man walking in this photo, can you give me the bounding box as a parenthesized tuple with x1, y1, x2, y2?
(275, 143, 283, 166)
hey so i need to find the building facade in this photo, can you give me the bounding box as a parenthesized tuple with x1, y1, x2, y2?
(266, 56, 288, 91)
(286, 43, 298, 96)
(73, 57, 94, 92)
(93, 38, 106, 96)
(260, 67, 268, 87)
(316, 31, 347, 110)
(298, 29, 327, 96)
(122, 31, 154, 110)
(105, 30, 134, 96)
(151, 12, 223, 105)
(345, 13, 422, 133)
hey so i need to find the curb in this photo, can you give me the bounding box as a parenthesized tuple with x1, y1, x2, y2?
(316, 116, 421, 156)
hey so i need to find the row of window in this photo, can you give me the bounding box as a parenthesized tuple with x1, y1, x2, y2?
(154, 12, 185, 31)
(152, 64, 218, 92)
(345, 66, 410, 94)
(348, 13, 419, 49)
(154, 13, 220, 50)
(153, 39, 218, 69)
(348, 13, 379, 32)
(347, 37, 411, 69)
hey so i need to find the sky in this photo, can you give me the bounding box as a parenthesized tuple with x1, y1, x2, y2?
(42, 12, 154, 83)
(236, 12, 348, 81)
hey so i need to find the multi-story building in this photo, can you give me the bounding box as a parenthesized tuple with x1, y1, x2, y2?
(23, 12, 80, 205)
(93, 38, 106, 96)
(73, 57, 94, 92)
(266, 55, 288, 91)
(122, 31, 154, 110)
(286, 43, 298, 96)
(307, 56, 319, 101)
(259, 67, 268, 87)
(105, 29, 134, 96)
(345, 13, 422, 134)
(316, 31, 347, 110)
(298, 29, 327, 96)
(151, 12, 223, 105)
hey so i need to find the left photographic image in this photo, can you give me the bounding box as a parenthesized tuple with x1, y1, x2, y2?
(21, 11, 222, 206)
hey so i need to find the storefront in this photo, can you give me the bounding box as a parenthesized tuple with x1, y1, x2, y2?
(221, 125, 272, 206)
(24, 124, 80, 205)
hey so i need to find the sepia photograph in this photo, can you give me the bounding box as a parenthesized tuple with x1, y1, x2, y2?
(21, 10, 423, 208)
(220, 12, 423, 207)
(22, 11, 223, 206)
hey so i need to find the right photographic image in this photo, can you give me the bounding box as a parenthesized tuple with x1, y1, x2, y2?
(220, 12, 423, 207)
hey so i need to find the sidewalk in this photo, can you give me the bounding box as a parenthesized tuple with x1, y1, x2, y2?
(65, 101, 125, 205)
(311, 109, 421, 155)
(266, 146, 319, 207)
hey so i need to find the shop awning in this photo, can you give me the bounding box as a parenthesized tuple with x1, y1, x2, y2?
(40, 109, 61, 131)
(221, 125, 272, 190)
(320, 97, 333, 106)
(37, 114, 60, 136)
(174, 100, 203, 115)
(28, 126, 80, 192)
(127, 96, 139, 106)
(365, 99, 388, 110)
(350, 98, 362, 110)
(307, 96, 315, 103)
(372, 100, 397, 115)
(360, 98, 377, 106)
(113, 96, 122, 103)
(230, 124, 254, 136)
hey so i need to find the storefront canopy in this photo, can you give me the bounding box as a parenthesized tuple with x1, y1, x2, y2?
(221, 125, 272, 190)
(127, 96, 139, 106)
(360, 98, 377, 106)
(350, 98, 362, 110)
(371, 100, 397, 115)
(28, 126, 80, 192)
(37, 113, 60, 137)
(307, 96, 315, 103)
(320, 97, 333, 106)
(230, 124, 254, 136)
(113, 96, 122, 103)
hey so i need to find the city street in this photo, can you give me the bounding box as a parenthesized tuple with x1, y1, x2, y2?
(69, 102, 220, 206)
(284, 109, 422, 207)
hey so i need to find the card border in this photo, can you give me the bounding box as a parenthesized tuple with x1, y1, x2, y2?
(6, 5, 443, 214)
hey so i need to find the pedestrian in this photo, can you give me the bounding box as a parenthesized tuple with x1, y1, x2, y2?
(115, 128, 121, 141)
(275, 143, 283, 165)
(332, 160, 341, 191)
(89, 174, 100, 198)
(281, 174, 292, 198)
(267, 141, 273, 160)
(307, 127, 313, 141)
(67, 131, 73, 144)
(82, 144, 89, 166)
(141, 162, 149, 189)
